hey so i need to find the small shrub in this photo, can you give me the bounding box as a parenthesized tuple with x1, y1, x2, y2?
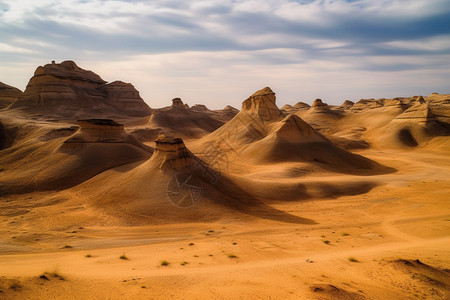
(180, 261, 189, 266)
(228, 254, 238, 259)
(50, 272, 65, 281)
(85, 254, 92, 258)
(160, 260, 170, 266)
(348, 257, 359, 263)
(341, 233, 350, 236)
(189, 243, 194, 246)
(39, 274, 49, 281)
(322, 240, 330, 245)
(9, 281, 22, 291)
(63, 245, 72, 249)
(119, 254, 128, 260)
(141, 285, 147, 288)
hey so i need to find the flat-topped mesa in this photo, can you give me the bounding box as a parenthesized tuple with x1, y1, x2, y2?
(152, 135, 196, 171)
(64, 119, 127, 144)
(172, 98, 185, 108)
(0, 82, 22, 108)
(77, 119, 124, 131)
(241, 87, 284, 122)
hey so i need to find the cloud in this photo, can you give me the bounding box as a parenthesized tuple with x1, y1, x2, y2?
(0, 0, 449, 108)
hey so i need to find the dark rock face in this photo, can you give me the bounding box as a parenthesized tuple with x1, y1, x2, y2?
(101, 81, 152, 116)
(172, 98, 184, 107)
(9, 60, 151, 118)
(0, 82, 22, 109)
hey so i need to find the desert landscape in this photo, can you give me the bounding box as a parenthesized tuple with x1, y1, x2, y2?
(0, 60, 449, 299)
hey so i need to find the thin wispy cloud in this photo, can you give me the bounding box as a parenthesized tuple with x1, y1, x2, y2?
(0, 0, 449, 108)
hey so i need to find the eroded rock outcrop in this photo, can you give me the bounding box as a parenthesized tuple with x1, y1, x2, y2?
(151, 135, 196, 172)
(0, 82, 22, 109)
(9, 60, 151, 118)
(241, 87, 284, 122)
(395, 97, 435, 123)
(340, 100, 354, 109)
(172, 98, 184, 107)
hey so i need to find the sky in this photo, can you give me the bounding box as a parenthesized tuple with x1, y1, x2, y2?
(0, 0, 449, 109)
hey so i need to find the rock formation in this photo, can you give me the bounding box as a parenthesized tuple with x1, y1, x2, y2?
(340, 100, 354, 109)
(394, 97, 434, 123)
(64, 119, 151, 151)
(0, 82, 22, 109)
(101, 81, 152, 116)
(8, 60, 151, 118)
(147, 98, 226, 139)
(191, 104, 209, 111)
(241, 87, 284, 122)
(172, 98, 184, 107)
(293, 101, 311, 110)
(150, 135, 196, 172)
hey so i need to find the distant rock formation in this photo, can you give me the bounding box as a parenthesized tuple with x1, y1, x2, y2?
(191, 104, 209, 111)
(9, 60, 151, 118)
(306, 98, 342, 121)
(0, 82, 22, 109)
(172, 97, 184, 107)
(340, 100, 354, 109)
(147, 98, 225, 139)
(293, 102, 311, 110)
(223, 105, 239, 113)
(311, 99, 327, 108)
(280, 104, 293, 111)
